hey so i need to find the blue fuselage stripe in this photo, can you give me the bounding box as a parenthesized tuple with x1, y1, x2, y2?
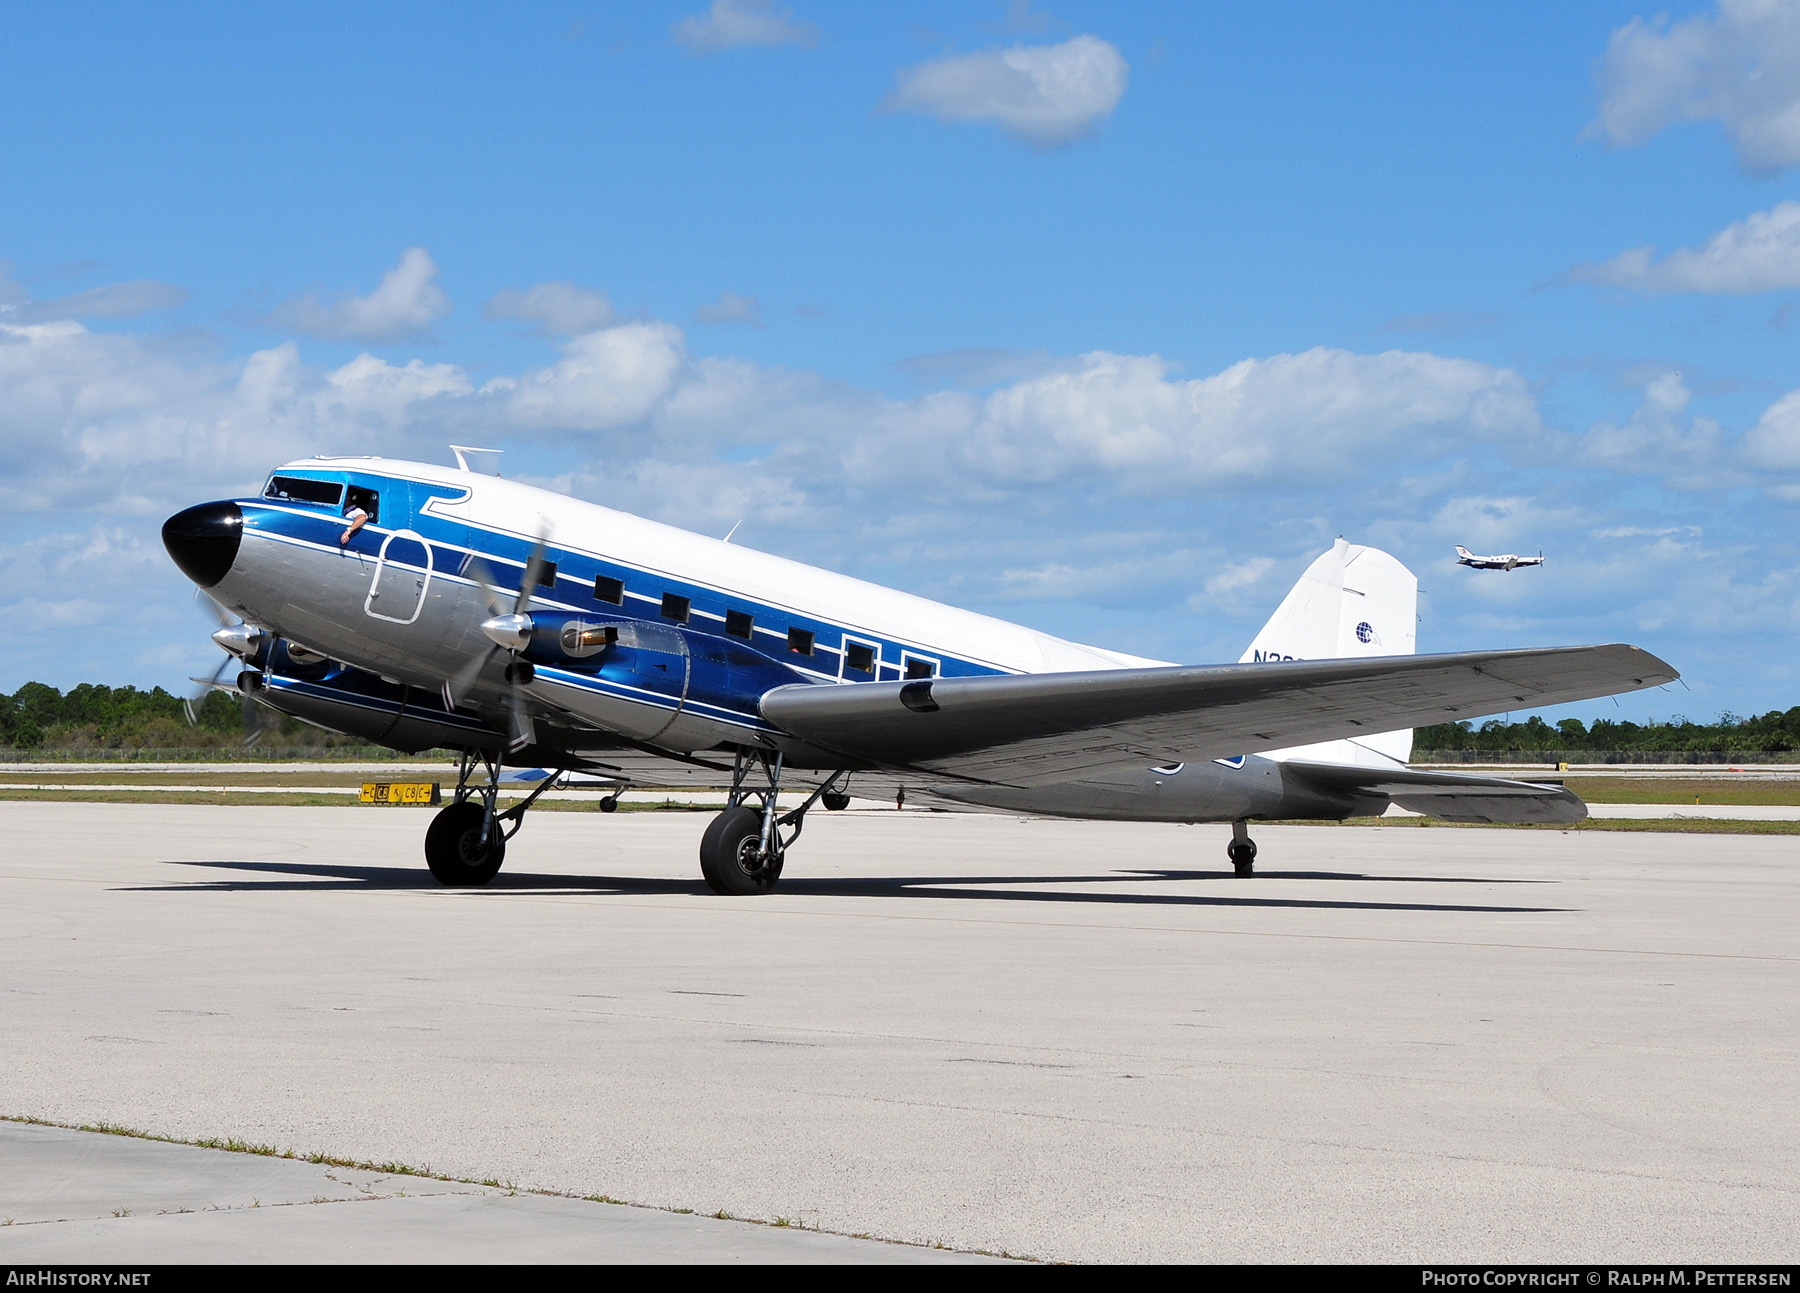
(243, 489, 1012, 703)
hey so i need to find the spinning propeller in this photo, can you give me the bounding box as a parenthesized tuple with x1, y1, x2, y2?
(183, 592, 276, 745)
(443, 533, 551, 751)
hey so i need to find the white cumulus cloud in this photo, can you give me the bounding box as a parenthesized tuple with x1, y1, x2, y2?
(673, 0, 816, 53)
(1577, 373, 1732, 488)
(483, 282, 617, 335)
(265, 247, 452, 343)
(1201, 557, 1277, 600)
(888, 35, 1129, 148)
(1742, 385, 1800, 469)
(1570, 201, 1800, 293)
(1592, 0, 1800, 173)
(320, 353, 474, 430)
(852, 347, 1540, 492)
(499, 322, 687, 431)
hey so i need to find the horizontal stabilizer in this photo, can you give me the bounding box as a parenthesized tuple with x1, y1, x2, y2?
(759, 644, 1677, 788)
(1282, 760, 1588, 824)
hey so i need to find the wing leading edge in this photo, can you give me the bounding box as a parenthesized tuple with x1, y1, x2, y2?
(758, 644, 1676, 787)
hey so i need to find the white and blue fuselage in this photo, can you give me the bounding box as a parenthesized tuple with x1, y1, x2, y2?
(165, 454, 1588, 838)
(178, 456, 1161, 761)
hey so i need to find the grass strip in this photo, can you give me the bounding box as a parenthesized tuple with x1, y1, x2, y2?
(1559, 777, 1800, 806)
(0, 1114, 1022, 1258)
(1330, 815, 1800, 835)
(0, 789, 719, 811)
(0, 771, 451, 788)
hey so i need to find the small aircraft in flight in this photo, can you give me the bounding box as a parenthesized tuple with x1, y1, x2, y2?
(1455, 545, 1545, 571)
(162, 453, 1674, 892)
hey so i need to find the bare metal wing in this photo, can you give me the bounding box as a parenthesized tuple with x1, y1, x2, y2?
(759, 644, 1677, 787)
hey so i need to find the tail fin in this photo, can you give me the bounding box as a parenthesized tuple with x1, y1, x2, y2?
(1240, 537, 1419, 764)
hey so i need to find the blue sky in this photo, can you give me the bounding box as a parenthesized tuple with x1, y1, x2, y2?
(4, 0, 1800, 727)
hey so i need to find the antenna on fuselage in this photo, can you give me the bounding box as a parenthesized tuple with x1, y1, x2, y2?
(722, 519, 743, 544)
(451, 445, 502, 476)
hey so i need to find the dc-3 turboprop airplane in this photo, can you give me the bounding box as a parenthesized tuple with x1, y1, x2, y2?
(1455, 545, 1545, 571)
(160, 453, 1677, 893)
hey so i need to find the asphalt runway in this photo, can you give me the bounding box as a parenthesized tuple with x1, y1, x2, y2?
(1, 802, 1795, 1263)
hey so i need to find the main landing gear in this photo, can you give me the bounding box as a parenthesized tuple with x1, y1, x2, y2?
(423, 750, 557, 886)
(699, 750, 847, 896)
(1227, 818, 1258, 877)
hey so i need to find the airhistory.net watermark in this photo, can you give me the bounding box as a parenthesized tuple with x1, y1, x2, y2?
(1422, 1275, 1792, 1288)
(6, 1275, 151, 1288)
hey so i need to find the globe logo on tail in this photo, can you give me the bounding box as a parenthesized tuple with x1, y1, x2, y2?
(1356, 621, 1379, 645)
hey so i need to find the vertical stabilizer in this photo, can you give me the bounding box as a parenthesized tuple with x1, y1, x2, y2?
(1336, 545, 1417, 661)
(1243, 539, 1419, 766)
(1238, 537, 1349, 665)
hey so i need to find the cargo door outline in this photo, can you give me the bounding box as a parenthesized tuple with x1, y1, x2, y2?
(364, 529, 434, 625)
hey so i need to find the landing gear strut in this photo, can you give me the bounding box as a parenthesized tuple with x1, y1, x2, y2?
(1227, 818, 1258, 877)
(423, 749, 557, 887)
(699, 750, 846, 896)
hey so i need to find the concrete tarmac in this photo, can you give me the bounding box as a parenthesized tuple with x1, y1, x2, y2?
(1, 802, 1795, 1263)
(10, 784, 1800, 820)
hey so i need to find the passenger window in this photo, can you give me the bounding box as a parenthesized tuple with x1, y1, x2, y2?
(787, 627, 815, 656)
(345, 486, 379, 525)
(535, 560, 558, 587)
(594, 574, 624, 604)
(661, 592, 691, 623)
(903, 654, 938, 680)
(726, 609, 754, 639)
(843, 639, 877, 676)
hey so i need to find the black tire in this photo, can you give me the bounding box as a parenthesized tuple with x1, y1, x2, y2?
(1227, 838, 1257, 877)
(599, 795, 619, 813)
(425, 800, 507, 886)
(699, 805, 781, 895)
(821, 791, 850, 812)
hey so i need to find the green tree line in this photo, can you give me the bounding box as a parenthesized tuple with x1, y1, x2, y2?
(0, 681, 373, 754)
(1416, 710, 1800, 756)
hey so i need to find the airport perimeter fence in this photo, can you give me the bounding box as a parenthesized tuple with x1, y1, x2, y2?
(1415, 749, 1800, 765)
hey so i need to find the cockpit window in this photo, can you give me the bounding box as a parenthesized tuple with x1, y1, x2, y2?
(344, 486, 379, 524)
(265, 475, 344, 507)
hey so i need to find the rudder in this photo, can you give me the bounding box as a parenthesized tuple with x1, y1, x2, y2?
(1240, 537, 1419, 764)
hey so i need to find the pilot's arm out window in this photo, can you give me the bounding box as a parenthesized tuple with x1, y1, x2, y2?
(344, 487, 379, 524)
(340, 486, 378, 546)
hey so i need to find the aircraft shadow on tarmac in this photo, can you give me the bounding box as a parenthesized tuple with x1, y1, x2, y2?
(130, 859, 1567, 915)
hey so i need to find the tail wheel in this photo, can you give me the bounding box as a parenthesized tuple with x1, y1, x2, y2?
(425, 800, 506, 886)
(700, 805, 783, 895)
(1227, 838, 1257, 878)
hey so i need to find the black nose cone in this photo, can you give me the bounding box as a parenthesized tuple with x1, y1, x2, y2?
(162, 501, 243, 588)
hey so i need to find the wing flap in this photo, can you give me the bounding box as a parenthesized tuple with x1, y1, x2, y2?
(758, 644, 1676, 787)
